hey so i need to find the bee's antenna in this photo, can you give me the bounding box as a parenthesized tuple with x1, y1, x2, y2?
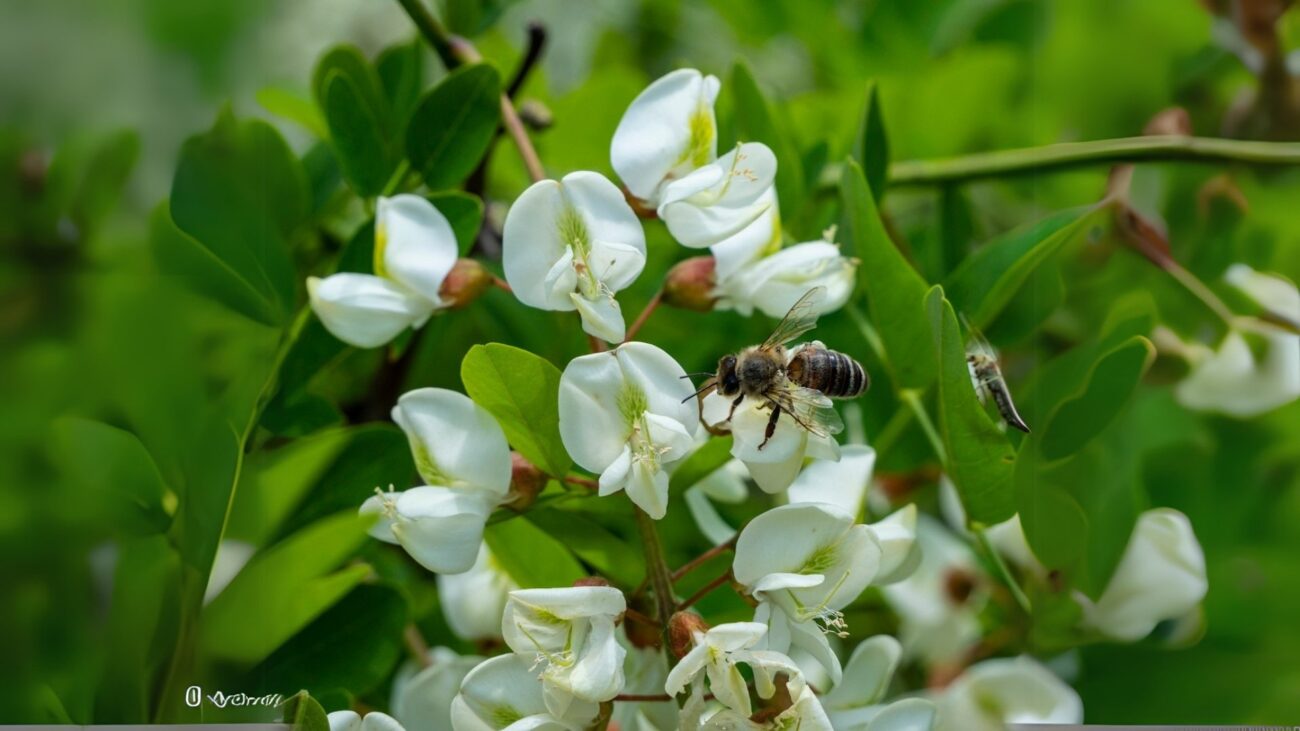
(681, 380, 717, 403)
(679, 372, 713, 379)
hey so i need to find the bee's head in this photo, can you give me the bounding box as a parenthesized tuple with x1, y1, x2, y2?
(716, 354, 741, 395)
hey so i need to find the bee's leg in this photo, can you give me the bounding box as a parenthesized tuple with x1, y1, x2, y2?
(758, 404, 782, 450)
(726, 393, 745, 422)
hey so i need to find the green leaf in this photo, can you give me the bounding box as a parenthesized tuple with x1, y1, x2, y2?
(200, 510, 374, 664)
(461, 343, 572, 477)
(253, 585, 407, 697)
(282, 691, 330, 731)
(257, 87, 329, 139)
(168, 110, 308, 325)
(1040, 336, 1155, 461)
(926, 286, 1017, 524)
(226, 426, 355, 545)
(429, 191, 485, 255)
(840, 158, 935, 389)
(320, 69, 397, 196)
(668, 436, 735, 498)
(944, 205, 1101, 330)
(312, 46, 390, 129)
(69, 129, 139, 238)
(730, 60, 805, 212)
(376, 40, 424, 130)
(406, 64, 501, 190)
(529, 507, 645, 587)
(485, 516, 586, 588)
(51, 417, 171, 535)
(851, 81, 889, 203)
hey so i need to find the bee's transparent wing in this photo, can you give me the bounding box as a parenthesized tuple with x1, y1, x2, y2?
(774, 382, 845, 438)
(959, 312, 997, 359)
(762, 286, 826, 348)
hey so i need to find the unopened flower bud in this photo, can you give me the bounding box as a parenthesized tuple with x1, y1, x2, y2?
(668, 610, 710, 659)
(573, 576, 610, 588)
(624, 594, 662, 649)
(437, 258, 492, 309)
(504, 451, 546, 510)
(943, 567, 978, 605)
(663, 256, 717, 312)
(1143, 107, 1192, 136)
(518, 99, 554, 130)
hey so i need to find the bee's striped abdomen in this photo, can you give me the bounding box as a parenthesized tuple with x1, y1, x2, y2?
(788, 347, 869, 398)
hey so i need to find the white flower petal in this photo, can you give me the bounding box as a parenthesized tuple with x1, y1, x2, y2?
(392, 388, 511, 497)
(377, 194, 458, 304)
(865, 698, 938, 731)
(571, 291, 627, 343)
(391, 487, 493, 574)
(870, 504, 920, 585)
(328, 711, 362, 731)
(611, 68, 720, 203)
(392, 647, 482, 731)
(559, 351, 635, 474)
(659, 144, 778, 249)
(308, 274, 429, 348)
(822, 635, 902, 709)
(438, 545, 518, 641)
(718, 242, 856, 319)
(453, 655, 564, 731)
(503, 180, 573, 311)
(936, 656, 1081, 731)
(358, 712, 405, 731)
(787, 445, 876, 517)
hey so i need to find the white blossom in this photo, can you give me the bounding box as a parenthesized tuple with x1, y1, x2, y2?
(716, 242, 857, 320)
(327, 711, 404, 731)
(360, 388, 510, 574)
(684, 458, 750, 545)
(665, 622, 804, 719)
(611, 68, 721, 205)
(501, 586, 627, 717)
(559, 342, 698, 518)
(391, 647, 482, 731)
(309, 195, 458, 348)
(450, 654, 594, 731)
(820, 636, 937, 731)
(733, 503, 899, 683)
(785, 445, 875, 519)
(1079, 507, 1207, 642)
(1173, 264, 1300, 417)
(934, 656, 1082, 731)
(502, 171, 647, 342)
(700, 388, 840, 495)
(438, 544, 518, 641)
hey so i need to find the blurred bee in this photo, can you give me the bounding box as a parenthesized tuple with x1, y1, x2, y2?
(963, 315, 1030, 433)
(685, 287, 868, 449)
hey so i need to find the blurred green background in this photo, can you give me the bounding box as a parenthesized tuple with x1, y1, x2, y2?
(3, 0, 1299, 726)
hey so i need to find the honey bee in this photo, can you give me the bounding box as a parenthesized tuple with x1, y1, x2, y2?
(686, 287, 868, 449)
(963, 315, 1030, 433)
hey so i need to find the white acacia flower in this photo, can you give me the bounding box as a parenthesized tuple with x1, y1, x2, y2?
(700, 389, 840, 495)
(733, 503, 886, 684)
(702, 685, 834, 731)
(503, 171, 646, 343)
(1080, 508, 1207, 642)
(309, 195, 458, 348)
(501, 586, 627, 716)
(611, 68, 721, 205)
(658, 142, 779, 275)
(360, 388, 511, 574)
(934, 656, 1082, 731)
(1173, 264, 1300, 417)
(450, 654, 594, 731)
(716, 242, 857, 319)
(820, 636, 937, 731)
(665, 622, 803, 719)
(327, 711, 404, 731)
(438, 544, 518, 641)
(684, 458, 750, 545)
(559, 342, 698, 518)
(391, 647, 482, 731)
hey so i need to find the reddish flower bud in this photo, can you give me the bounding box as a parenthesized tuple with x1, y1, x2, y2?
(623, 595, 662, 649)
(663, 256, 717, 312)
(504, 451, 546, 510)
(573, 576, 610, 588)
(668, 610, 710, 659)
(438, 258, 493, 309)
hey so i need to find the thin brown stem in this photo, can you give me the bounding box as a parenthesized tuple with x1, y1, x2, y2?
(404, 625, 432, 667)
(491, 275, 513, 293)
(623, 607, 660, 629)
(587, 333, 609, 353)
(671, 536, 737, 582)
(623, 288, 664, 343)
(507, 22, 547, 98)
(677, 570, 733, 611)
(564, 475, 599, 490)
(635, 507, 677, 643)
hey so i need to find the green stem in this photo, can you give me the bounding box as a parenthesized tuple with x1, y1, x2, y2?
(635, 507, 677, 645)
(380, 159, 412, 197)
(973, 523, 1032, 615)
(900, 389, 946, 465)
(392, 0, 460, 68)
(863, 136, 1300, 187)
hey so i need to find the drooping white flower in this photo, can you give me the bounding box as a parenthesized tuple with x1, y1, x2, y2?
(1079, 507, 1207, 642)
(700, 389, 841, 495)
(701, 685, 834, 731)
(450, 654, 594, 731)
(391, 647, 482, 731)
(1173, 264, 1300, 417)
(716, 242, 857, 319)
(732, 503, 887, 683)
(327, 711, 405, 731)
(785, 444, 875, 519)
(438, 544, 518, 641)
(559, 342, 698, 518)
(611, 68, 721, 206)
(820, 635, 938, 731)
(934, 656, 1082, 731)
(360, 388, 511, 574)
(309, 195, 459, 348)
(665, 622, 804, 719)
(501, 586, 627, 717)
(658, 143, 776, 247)
(502, 171, 647, 342)
(684, 458, 750, 545)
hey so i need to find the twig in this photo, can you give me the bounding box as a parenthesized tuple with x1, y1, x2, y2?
(404, 625, 433, 667)
(677, 570, 733, 611)
(564, 475, 599, 490)
(635, 507, 677, 644)
(507, 22, 547, 98)
(671, 536, 737, 582)
(491, 275, 512, 293)
(623, 288, 664, 343)
(587, 333, 609, 353)
(623, 607, 660, 629)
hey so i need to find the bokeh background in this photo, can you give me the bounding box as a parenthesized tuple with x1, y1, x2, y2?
(3, 0, 1299, 725)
